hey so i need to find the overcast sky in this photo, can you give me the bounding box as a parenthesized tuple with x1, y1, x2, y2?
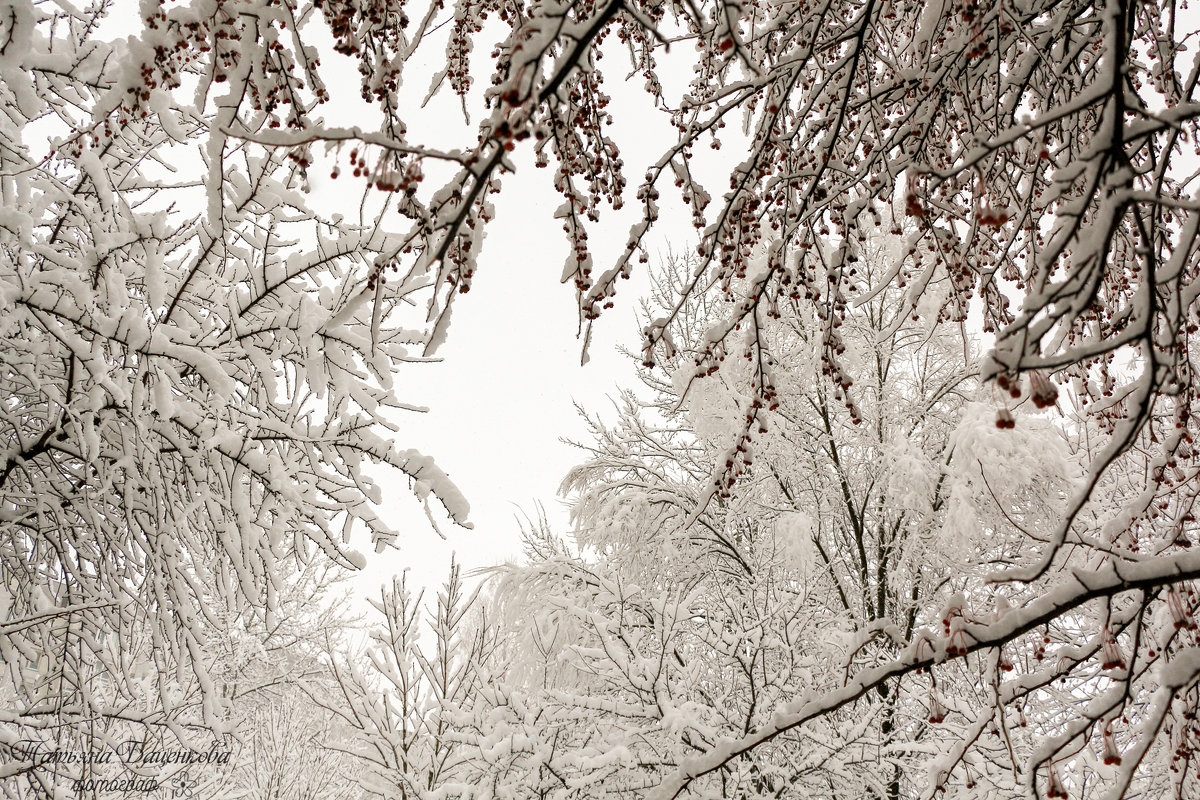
(349, 174, 654, 602)
(310, 22, 684, 604)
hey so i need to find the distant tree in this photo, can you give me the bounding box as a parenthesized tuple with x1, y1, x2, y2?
(325, 562, 501, 799)
(557, 246, 983, 797)
(0, 553, 363, 798)
(204, 563, 366, 800)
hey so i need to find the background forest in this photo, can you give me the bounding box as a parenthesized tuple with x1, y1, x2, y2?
(3, 0, 1200, 797)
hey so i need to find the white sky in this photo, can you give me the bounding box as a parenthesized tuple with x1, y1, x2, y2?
(349, 171, 653, 602)
(302, 18, 675, 604)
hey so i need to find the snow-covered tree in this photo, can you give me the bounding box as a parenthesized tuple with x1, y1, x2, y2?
(459, 245, 1008, 799)
(536, 246, 1200, 800)
(326, 562, 503, 799)
(342, 241, 1200, 799)
(0, 2, 467, 792)
(218, 564, 366, 800)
